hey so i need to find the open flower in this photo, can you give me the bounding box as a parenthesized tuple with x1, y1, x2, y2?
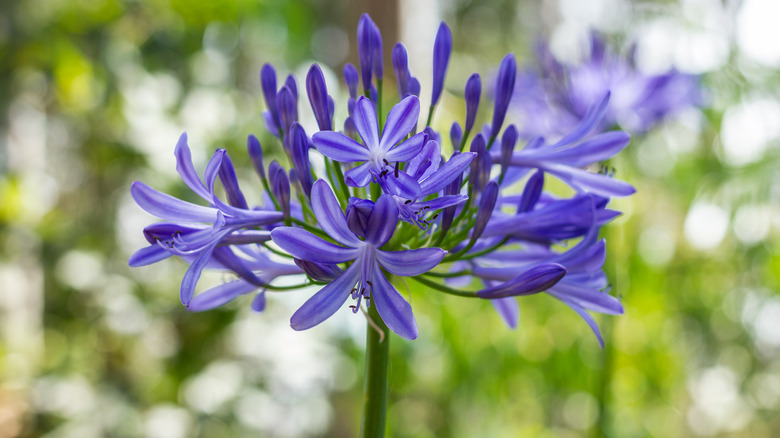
(270, 180, 446, 339)
(312, 95, 426, 198)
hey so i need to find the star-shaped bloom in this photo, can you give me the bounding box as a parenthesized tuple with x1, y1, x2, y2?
(270, 179, 446, 339)
(312, 95, 426, 198)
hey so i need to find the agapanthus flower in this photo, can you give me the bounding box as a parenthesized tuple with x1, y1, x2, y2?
(129, 13, 640, 348)
(514, 32, 702, 138)
(271, 180, 446, 340)
(312, 95, 426, 198)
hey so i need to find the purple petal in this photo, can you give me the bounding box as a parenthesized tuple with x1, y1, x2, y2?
(491, 297, 519, 329)
(376, 247, 445, 276)
(405, 139, 439, 181)
(542, 163, 636, 197)
(550, 92, 610, 148)
(251, 292, 266, 312)
(380, 96, 420, 151)
(128, 245, 172, 267)
(290, 261, 361, 331)
(558, 299, 605, 348)
(548, 282, 623, 314)
(180, 237, 223, 306)
(270, 227, 359, 263)
(365, 195, 398, 247)
(477, 263, 566, 299)
(353, 96, 380, 149)
(382, 170, 421, 199)
(413, 195, 467, 211)
(535, 131, 630, 167)
(131, 181, 217, 222)
(311, 179, 362, 246)
(313, 131, 370, 163)
(384, 132, 426, 162)
(345, 162, 373, 187)
(187, 279, 258, 312)
(174, 133, 211, 200)
(218, 153, 249, 209)
(203, 149, 224, 193)
(370, 262, 418, 340)
(295, 259, 344, 282)
(419, 151, 475, 195)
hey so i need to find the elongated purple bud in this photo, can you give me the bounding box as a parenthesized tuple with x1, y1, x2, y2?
(218, 152, 249, 209)
(357, 14, 375, 93)
(476, 263, 566, 299)
(343, 63, 359, 99)
(409, 77, 421, 97)
(500, 124, 518, 176)
(327, 96, 335, 123)
(294, 259, 343, 282)
(491, 54, 517, 139)
(464, 73, 481, 133)
(518, 170, 544, 213)
(469, 134, 488, 192)
(450, 122, 462, 150)
(277, 86, 297, 136)
(471, 181, 498, 243)
(440, 167, 462, 235)
(284, 75, 298, 103)
(289, 123, 313, 197)
(260, 64, 281, 130)
(392, 43, 410, 97)
(306, 64, 332, 131)
(247, 134, 265, 180)
(269, 161, 290, 218)
(288, 168, 302, 197)
(371, 22, 383, 80)
(431, 22, 452, 108)
(344, 117, 358, 139)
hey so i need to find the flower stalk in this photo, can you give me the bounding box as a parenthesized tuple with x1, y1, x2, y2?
(361, 304, 390, 438)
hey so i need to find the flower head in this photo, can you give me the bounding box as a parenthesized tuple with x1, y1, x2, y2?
(271, 180, 446, 339)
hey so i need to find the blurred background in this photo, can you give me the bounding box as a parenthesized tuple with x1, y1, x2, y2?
(1, 0, 779, 436)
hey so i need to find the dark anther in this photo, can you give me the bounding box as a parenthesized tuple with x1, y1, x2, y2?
(404, 200, 412, 204)
(394, 162, 399, 178)
(383, 158, 389, 166)
(366, 280, 373, 287)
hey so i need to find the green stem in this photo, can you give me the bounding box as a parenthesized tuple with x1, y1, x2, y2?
(361, 304, 389, 438)
(425, 104, 435, 127)
(412, 275, 480, 298)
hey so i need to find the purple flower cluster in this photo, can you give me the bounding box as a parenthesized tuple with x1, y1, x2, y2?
(130, 14, 640, 344)
(513, 32, 702, 138)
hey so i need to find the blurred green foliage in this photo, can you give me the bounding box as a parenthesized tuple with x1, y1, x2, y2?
(1, 0, 778, 437)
